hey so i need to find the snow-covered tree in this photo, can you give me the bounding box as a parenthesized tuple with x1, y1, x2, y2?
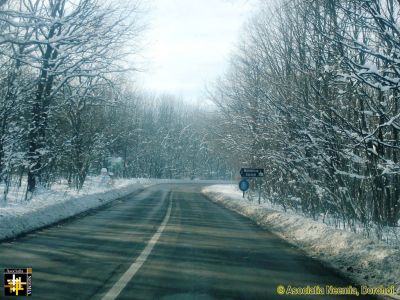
(209, 0, 400, 234)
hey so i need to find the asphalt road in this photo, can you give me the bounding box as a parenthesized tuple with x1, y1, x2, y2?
(0, 184, 376, 300)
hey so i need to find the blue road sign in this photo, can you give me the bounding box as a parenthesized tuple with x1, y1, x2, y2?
(239, 179, 250, 192)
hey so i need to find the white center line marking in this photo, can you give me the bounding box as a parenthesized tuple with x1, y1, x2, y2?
(102, 194, 173, 300)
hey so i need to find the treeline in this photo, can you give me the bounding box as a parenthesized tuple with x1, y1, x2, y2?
(210, 0, 400, 233)
(106, 92, 231, 181)
(0, 0, 142, 198)
(0, 0, 230, 202)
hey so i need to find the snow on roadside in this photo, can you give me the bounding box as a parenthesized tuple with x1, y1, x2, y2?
(0, 178, 232, 242)
(202, 184, 400, 299)
(0, 177, 146, 241)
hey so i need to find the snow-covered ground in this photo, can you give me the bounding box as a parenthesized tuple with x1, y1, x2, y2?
(202, 184, 400, 299)
(0, 177, 149, 241)
(0, 177, 231, 241)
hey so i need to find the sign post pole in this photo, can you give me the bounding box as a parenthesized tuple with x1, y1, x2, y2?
(239, 178, 250, 198)
(239, 168, 264, 203)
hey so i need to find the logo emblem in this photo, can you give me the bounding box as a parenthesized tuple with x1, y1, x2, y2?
(4, 268, 32, 296)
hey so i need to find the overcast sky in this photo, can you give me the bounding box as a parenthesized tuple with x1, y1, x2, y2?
(136, 0, 255, 102)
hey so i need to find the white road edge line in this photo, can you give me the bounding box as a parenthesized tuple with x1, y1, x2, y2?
(102, 193, 173, 300)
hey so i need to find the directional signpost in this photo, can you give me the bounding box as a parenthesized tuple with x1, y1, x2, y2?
(239, 168, 264, 202)
(240, 168, 264, 178)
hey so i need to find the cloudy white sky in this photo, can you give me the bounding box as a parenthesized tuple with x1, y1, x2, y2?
(136, 0, 255, 102)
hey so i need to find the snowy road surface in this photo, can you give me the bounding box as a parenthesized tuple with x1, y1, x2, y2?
(0, 184, 376, 299)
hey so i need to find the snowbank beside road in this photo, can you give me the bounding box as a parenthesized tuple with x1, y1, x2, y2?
(0, 178, 232, 242)
(0, 178, 145, 241)
(202, 184, 400, 299)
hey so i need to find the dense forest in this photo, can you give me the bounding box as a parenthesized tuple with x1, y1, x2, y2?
(209, 0, 400, 235)
(1, 0, 399, 238)
(0, 0, 230, 202)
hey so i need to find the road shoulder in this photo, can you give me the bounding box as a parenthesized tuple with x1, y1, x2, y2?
(202, 184, 400, 300)
(0, 184, 144, 242)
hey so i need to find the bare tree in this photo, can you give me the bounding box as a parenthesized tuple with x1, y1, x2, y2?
(209, 0, 400, 237)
